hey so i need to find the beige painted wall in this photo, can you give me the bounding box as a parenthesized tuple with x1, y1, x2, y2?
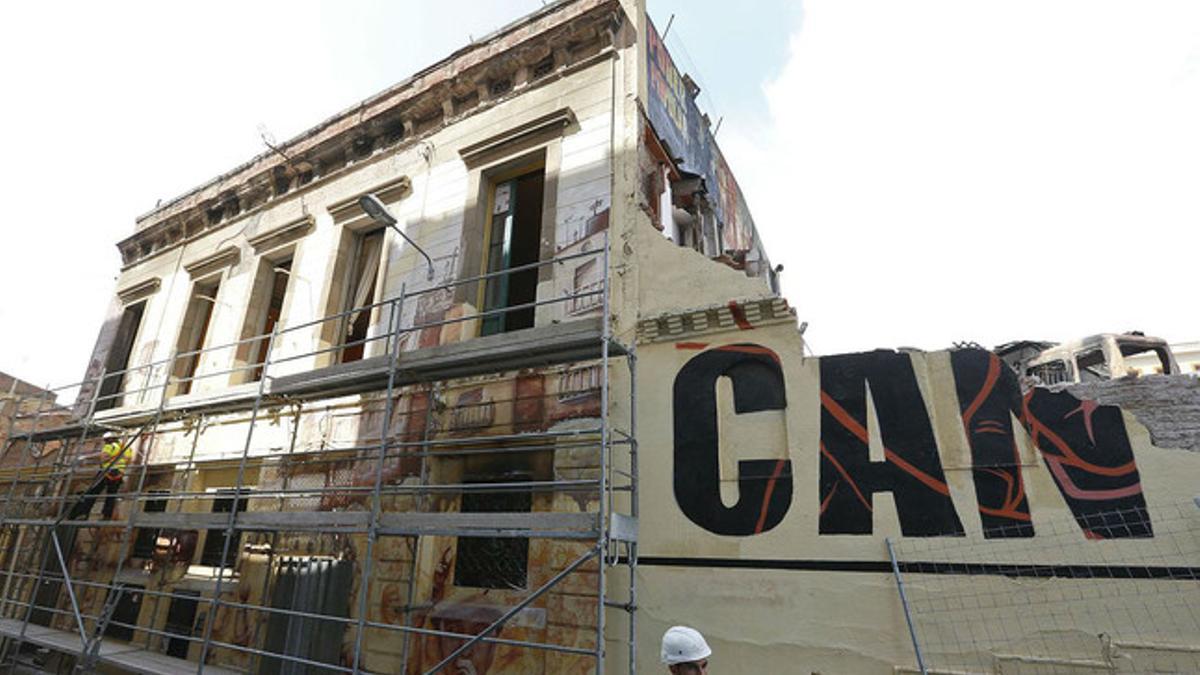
(627, 315, 1200, 674)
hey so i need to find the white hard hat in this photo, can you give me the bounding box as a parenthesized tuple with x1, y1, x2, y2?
(661, 625, 711, 665)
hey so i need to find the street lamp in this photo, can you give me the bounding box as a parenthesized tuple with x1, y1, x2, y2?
(358, 193, 435, 281)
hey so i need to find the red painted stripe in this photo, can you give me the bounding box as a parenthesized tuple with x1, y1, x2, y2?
(884, 449, 952, 497)
(822, 390, 952, 497)
(714, 344, 781, 364)
(675, 341, 708, 350)
(961, 354, 1000, 428)
(819, 481, 839, 516)
(754, 459, 788, 533)
(727, 302, 754, 330)
(1023, 396, 1137, 477)
(819, 441, 873, 513)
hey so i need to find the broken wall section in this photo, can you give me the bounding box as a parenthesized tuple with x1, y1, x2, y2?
(1067, 375, 1200, 453)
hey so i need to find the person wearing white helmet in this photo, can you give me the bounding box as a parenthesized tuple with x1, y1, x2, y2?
(67, 431, 131, 520)
(661, 625, 711, 673)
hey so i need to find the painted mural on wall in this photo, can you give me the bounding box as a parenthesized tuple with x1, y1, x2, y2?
(672, 345, 1153, 539)
(818, 351, 965, 537)
(645, 18, 760, 254)
(673, 344, 791, 536)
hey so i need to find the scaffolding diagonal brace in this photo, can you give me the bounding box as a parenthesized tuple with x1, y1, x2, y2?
(50, 529, 88, 648)
(422, 544, 601, 675)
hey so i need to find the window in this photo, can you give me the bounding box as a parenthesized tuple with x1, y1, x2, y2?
(1076, 349, 1111, 382)
(199, 489, 248, 568)
(131, 490, 169, 558)
(163, 590, 200, 659)
(97, 301, 147, 411)
(103, 584, 145, 642)
(1118, 343, 1172, 376)
(339, 229, 385, 363)
(1027, 360, 1069, 385)
(454, 481, 531, 590)
(172, 278, 221, 396)
(480, 170, 545, 336)
(235, 258, 292, 382)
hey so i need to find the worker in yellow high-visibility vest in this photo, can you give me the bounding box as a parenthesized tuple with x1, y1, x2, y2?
(68, 432, 132, 520)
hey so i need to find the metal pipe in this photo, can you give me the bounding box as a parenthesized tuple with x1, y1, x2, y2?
(352, 292, 404, 674)
(196, 325, 279, 673)
(886, 537, 927, 675)
(50, 531, 86, 646)
(595, 229, 611, 675)
(145, 411, 205, 652)
(628, 345, 639, 673)
(400, 288, 603, 334)
(15, 476, 603, 505)
(81, 351, 177, 666)
(11, 368, 106, 660)
(401, 246, 602, 300)
(4, 583, 596, 657)
(400, 379, 437, 673)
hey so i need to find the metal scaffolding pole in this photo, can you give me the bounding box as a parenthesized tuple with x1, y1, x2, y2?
(596, 229, 612, 675)
(142, 409, 206, 654)
(79, 353, 178, 671)
(627, 345, 639, 673)
(351, 289, 406, 674)
(195, 325, 280, 673)
(7, 369, 106, 667)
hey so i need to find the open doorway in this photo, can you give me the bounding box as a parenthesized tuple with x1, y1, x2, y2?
(480, 169, 544, 336)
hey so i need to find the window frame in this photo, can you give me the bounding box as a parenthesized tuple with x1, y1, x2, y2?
(477, 160, 547, 336)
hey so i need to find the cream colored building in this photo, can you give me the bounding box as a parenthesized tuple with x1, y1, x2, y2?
(0, 1, 1197, 674)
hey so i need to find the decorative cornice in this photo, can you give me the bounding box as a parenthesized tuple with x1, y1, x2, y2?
(636, 297, 795, 344)
(328, 176, 413, 224)
(115, 0, 618, 271)
(184, 247, 239, 279)
(248, 217, 314, 254)
(459, 107, 576, 166)
(116, 278, 161, 304)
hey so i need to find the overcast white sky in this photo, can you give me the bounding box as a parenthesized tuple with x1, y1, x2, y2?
(0, 0, 1197, 391)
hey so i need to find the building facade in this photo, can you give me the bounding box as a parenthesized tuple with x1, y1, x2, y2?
(1, 1, 1198, 673)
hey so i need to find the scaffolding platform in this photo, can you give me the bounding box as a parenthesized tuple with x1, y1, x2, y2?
(270, 316, 618, 399)
(0, 618, 240, 675)
(13, 510, 601, 538)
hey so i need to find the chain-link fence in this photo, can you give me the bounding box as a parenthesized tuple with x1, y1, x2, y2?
(890, 502, 1200, 674)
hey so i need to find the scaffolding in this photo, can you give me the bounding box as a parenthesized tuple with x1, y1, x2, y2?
(0, 234, 638, 674)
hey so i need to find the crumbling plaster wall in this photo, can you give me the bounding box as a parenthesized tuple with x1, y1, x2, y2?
(632, 214, 773, 319)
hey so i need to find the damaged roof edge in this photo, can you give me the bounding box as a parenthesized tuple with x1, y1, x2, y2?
(132, 0, 596, 229)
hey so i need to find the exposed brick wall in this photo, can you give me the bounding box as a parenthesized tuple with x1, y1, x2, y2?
(1067, 375, 1200, 452)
